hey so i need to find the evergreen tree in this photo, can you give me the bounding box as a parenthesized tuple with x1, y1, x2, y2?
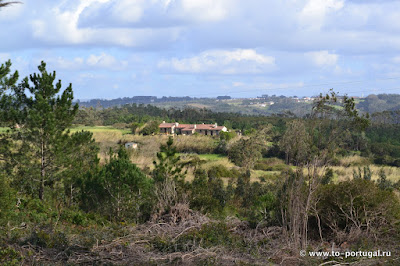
(377, 168, 393, 191)
(80, 147, 154, 222)
(151, 137, 186, 218)
(152, 136, 184, 183)
(2, 61, 81, 200)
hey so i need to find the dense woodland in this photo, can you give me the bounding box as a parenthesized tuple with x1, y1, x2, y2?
(1, 61, 400, 265)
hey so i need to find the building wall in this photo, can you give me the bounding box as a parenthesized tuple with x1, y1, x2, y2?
(182, 130, 193, 135)
(196, 129, 220, 136)
(160, 127, 174, 134)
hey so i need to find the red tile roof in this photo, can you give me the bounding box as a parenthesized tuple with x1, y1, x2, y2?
(159, 123, 226, 131)
(176, 124, 191, 129)
(159, 123, 175, 128)
(195, 124, 223, 130)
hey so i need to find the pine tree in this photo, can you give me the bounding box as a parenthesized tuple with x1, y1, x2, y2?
(5, 61, 79, 200)
(152, 136, 184, 183)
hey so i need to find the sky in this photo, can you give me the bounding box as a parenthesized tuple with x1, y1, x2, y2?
(1, 0, 400, 99)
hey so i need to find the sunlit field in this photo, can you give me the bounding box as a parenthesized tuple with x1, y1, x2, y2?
(68, 126, 400, 184)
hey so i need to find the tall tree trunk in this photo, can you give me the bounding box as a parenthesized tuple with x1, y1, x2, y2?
(39, 137, 45, 200)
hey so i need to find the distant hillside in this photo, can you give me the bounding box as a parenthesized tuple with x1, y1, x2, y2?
(76, 93, 400, 116)
(357, 94, 400, 113)
(78, 96, 202, 108)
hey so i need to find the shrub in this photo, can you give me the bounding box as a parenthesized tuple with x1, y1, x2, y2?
(61, 209, 89, 226)
(190, 170, 227, 214)
(130, 122, 142, 134)
(316, 179, 400, 242)
(140, 121, 160, 135)
(247, 191, 278, 228)
(207, 165, 231, 178)
(0, 247, 23, 266)
(80, 147, 154, 223)
(215, 139, 228, 155)
(228, 138, 262, 168)
(219, 131, 236, 142)
(321, 168, 334, 185)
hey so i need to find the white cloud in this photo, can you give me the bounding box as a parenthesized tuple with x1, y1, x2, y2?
(45, 53, 128, 71)
(49, 56, 85, 70)
(86, 53, 127, 69)
(299, 0, 344, 30)
(392, 56, 400, 64)
(30, 0, 182, 48)
(3, 0, 400, 98)
(111, 0, 144, 23)
(177, 0, 232, 22)
(306, 50, 338, 67)
(78, 0, 234, 27)
(158, 49, 275, 74)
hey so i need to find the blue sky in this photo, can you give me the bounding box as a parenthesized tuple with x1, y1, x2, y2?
(1, 0, 400, 99)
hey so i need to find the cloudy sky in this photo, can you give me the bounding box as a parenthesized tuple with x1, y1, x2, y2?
(1, 0, 400, 99)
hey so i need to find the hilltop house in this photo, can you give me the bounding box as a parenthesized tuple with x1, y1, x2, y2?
(159, 122, 227, 136)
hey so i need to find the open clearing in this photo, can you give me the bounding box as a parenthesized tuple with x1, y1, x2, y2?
(72, 126, 400, 184)
(4, 125, 398, 183)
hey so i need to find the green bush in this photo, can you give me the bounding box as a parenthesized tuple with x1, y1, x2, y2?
(18, 199, 49, 224)
(219, 131, 236, 142)
(247, 191, 278, 228)
(61, 209, 88, 226)
(190, 170, 227, 214)
(79, 147, 154, 223)
(140, 121, 160, 135)
(0, 247, 23, 266)
(207, 165, 231, 178)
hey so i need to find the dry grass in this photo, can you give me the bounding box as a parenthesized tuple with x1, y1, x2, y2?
(338, 155, 372, 167)
(250, 170, 280, 183)
(120, 134, 218, 170)
(178, 153, 236, 183)
(173, 135, 218, 154)
(70, 127, 400, 185)
(332, 165, 400, 182)
(122, 135, 168, 169)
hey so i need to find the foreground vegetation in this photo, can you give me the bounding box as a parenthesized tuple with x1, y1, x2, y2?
(1, 61, 400, 265)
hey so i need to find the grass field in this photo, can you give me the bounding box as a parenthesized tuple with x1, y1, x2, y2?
(197, 154, 227, 161)
(0, 127, 8, 133)
(4, 125, 398, 184)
